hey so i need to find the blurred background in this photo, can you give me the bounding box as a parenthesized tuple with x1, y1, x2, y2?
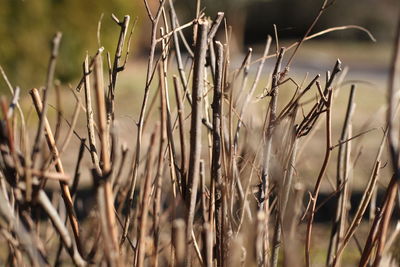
(0, 0, 398, 89)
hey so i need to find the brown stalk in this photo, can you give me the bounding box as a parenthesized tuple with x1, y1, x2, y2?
(271, 112, 297, 266)
(53, 81, 63, 144)
(296, 60, 342, 138)
(212, 40, 224, 267)
(236, 150, 260, 235)
(156, 20, 195, 43)
(141, 83, 160, 133)
(30, 88, 83, 257)
(336, 162, 381, 264)
(37, 93, 82, 176)
(333, 130, 388, 264)
(0, 66, 26, 133)
(70, 139, 86, 197)
(371, 177, 398, 266)
(0, 189, 47, 267)
(359, 17, 400, 266)
(273, 130, 299, 267)
(233, 48, 252, 116)
(227, 46, 235, 220)
(327, 85, 356, 266)
(58, 96, 81, 155)
(304, 88, 333, 267)
(159, 26, 180, 199)
(193, 0, 201, 44)
(110, 14, 130, 87)
(200, 160, 208, 223)
(135, 125, 158, 267)
(173, 76, 187, 196)
(260, 47, 285, 210)
(257, 45, 286, 267)
(186, 19, 208, 267)
(169, 1, 193, 105)
(358, 210, 383, 267)
(0, 98, 18, 169)
(31, 32, 62, 165)
(202, 222, 213, 267)
(207, 12, 225, 44)
(329, 128, 376, 151)
(0, 82, 27, 200)
(277, 74, 320, 122)
(358, 176, 397, 267)
(83, 54, 101, 173)
(220, 42, 233, 253)
(29, 169, 71, 181)
(75, 47, 105, 92)
(112, 144, 129, 191)
(37, 191, 86, 266)
(258, 51, 287, 266)
(202, 66, 214, 172)
(122, 0, 166, 243)
(153, 64, 167, 267)
(108, 14, 130, 123)
(93, 54, 120, 264)
(224, 42, 252, 223)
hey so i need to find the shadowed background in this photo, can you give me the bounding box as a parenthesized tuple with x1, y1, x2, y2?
(0, 0, 398, 89)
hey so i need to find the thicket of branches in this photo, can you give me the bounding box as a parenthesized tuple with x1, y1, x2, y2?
(0, 0, 399, 266)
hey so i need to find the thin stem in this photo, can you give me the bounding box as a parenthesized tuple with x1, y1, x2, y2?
(212, 41, 224, 267)
(186, 19, 208, 267)
(327, 85, 356, 266)
(31, 32, 62, 165)
(108, 15, 130, 123)
(135, 125, 158, 267)
(37, 191, 86, 267)
(173, 76, 187, 196)
(153, 64, 167, 267)
(93, 54, 120, 264)
(30, 88, 83, 257)
(305, 89, 333, 267)
(83, 54, 101, 173)
(122, 0, 166, 243)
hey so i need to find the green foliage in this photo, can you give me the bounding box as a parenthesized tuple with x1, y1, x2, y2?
(0, 0, 140, 90)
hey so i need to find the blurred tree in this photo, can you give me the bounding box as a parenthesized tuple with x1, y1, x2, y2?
(1, 0, 397, 90)
(244, 0, 398, 45)
(175, 0, 397, 51)
(0, 0, 140, 90)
